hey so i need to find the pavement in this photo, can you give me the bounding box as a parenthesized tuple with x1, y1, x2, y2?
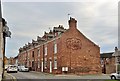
(0, 66, 3, 81)
(2, 72, 16, 81)
(3, 71, 111, 80)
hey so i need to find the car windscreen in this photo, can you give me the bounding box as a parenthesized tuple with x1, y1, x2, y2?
(9, 66, 17, 68)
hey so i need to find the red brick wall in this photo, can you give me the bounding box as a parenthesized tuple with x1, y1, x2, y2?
(105, 57, 116, 74)
(57, 18, 102, 74)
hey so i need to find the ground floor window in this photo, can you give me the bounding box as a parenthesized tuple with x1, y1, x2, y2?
(38, 60, 40, 68)
(54, 59, 57, 69)
(44, 58, 47, 69)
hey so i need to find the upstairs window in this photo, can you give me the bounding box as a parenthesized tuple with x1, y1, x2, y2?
(45, 45, 47, 56)
(32, 51, 34, 57)
(38, 49, 40, 57)
(54, 42, 57, 54)
(28, 52, 30, 59)
(55, 33, 57, 37)
(58, 32, 61, 35)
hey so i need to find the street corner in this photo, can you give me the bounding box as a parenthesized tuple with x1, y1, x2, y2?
(2, 73, 17, 81)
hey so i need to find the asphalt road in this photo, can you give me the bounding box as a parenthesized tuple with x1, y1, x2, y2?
(7, 71, 111, 81)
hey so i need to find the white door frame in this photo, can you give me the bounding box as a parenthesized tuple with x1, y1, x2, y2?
(41, 61, 43, 72)
(50, 61, 52, 73)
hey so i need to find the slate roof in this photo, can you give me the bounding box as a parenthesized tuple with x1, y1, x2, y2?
(100, 52, 114, 58)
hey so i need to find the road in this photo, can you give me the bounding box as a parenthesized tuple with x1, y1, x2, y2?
(6, 71, 111, 81)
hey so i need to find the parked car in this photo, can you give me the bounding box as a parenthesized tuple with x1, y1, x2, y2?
(18, 66, 29, 72)
(7, 65, 18, 73)
(110, 72, 120, 79)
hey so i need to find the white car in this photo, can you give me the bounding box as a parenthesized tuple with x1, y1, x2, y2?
(18, 66, 29, 72)
(110, 72, 120, 79)
(7, 65, 18, 73)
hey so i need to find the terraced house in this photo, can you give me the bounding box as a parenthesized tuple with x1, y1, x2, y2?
(18, 17, 101, 74)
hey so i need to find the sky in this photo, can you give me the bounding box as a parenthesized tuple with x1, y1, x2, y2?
(1, 0, 119, 58)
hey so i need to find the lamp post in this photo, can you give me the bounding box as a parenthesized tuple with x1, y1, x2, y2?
(2, 18, 11, 78)
(115, 47, 118, 73)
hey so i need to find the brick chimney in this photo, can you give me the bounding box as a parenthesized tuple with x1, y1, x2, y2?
(68, 17, 77, 29)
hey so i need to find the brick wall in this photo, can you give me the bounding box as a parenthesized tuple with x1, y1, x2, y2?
(57, 18, 101, 74)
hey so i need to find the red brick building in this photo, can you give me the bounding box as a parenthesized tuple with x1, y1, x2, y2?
(18, 17, 101, 74)
(100, 52, 115, 74)
(100, 47, 120, 74)
(8, 57, 14, 65)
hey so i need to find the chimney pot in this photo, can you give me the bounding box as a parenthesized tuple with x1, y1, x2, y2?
(115, 47, 118, 52)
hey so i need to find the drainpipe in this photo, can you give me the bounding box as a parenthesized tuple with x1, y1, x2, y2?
(115, 47, 118, 73)
(43, 44, 44, 72)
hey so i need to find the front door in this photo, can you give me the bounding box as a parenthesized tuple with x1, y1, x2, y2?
(32, 61, 35, 71)
(50, 61, 52, 73)
(41, 61, 43, 72)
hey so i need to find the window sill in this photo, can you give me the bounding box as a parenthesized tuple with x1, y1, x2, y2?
(54, 68, 57, 69)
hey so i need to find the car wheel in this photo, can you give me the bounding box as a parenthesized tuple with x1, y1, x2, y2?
(111, 76, 116, 80)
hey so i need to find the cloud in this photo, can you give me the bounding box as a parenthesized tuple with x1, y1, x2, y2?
(2, 2, 118, 57)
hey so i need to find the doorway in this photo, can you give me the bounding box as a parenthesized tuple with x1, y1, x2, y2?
(50, 61, 52, 73)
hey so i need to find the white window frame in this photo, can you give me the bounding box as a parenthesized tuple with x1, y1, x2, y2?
(38, 48, 40, 57)
(55, 33, 57, 37)
(44, 58, 47, 69)
(54, 59, 57, 69)
(54, 43, 57, 54)
(38, 59, 40, 68)
(28, 52, 29, 60)
(58, 32, 61, 35)
(45, 45, 47, 56)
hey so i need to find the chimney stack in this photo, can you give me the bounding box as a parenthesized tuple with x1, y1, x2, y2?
(68, 17, 77, 29)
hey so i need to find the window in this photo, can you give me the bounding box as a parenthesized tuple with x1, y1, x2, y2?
(54, 57, 57, 69)
(28, 52, 30, 60)
(55, 33, 57, 37)
(38, 59, 40, 68)
(44, 58, 47, 69)
(27, 61, 29, 66)
(101, 59, 103, 64)
(58, 32, 61, 35)
(54, 43, 57, 54)
(45, 45, 47, 56)
(38, 49, 40, 57)
(32, 51, 34, 57)
(116, 57, 120, 64)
